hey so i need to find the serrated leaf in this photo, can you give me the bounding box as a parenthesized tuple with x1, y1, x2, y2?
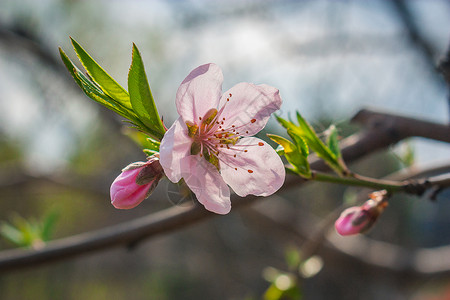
(128, 43, 165, 140)
(60, 47, 135, 120)
(268, 134, 311, 177)
(327, 125, 341, 158)
(59, 47, 83, 87)
(294, 112, 337, 165)
(287, 130, 309, 157)
(276, 113, 345, 175)
(70, 37, 132, 109)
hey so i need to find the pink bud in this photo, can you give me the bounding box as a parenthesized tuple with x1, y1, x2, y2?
(110, 156, 163, 209)
(335, 194, 388, 236)
(335, 207, 371, 236)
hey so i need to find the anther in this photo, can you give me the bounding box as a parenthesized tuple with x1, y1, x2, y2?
(235, 168, 237, 170)
(248, 170, 253, 173)
(251, 119, 256, 123)
(244, 150, 248, 153)
(258, 142, 264, 146)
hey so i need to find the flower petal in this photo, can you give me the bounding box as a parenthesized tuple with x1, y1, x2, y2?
(176, 63, 223, 124)
(159, 117, 192, 183)
(218, 83, 282, 136)
(220, 137, 285, 197)
(180, 155, 231, 214)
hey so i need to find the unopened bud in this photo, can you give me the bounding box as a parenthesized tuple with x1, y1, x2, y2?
(335, 190, 388, 236)
(110, 154, 164, 209)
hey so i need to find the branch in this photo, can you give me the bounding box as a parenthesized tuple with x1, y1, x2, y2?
(244, 163, 450, 278)
(0, 108, 448, 272)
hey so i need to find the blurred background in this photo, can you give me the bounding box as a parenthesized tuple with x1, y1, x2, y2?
(0, 0, 449, 299)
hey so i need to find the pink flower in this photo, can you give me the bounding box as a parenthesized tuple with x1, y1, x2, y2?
(159, 63, 285, 214)
(110, 155, 163, 209)
(335, 196, 388, 236)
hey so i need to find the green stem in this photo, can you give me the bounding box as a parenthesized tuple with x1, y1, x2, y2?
(311, 172, 405, 192)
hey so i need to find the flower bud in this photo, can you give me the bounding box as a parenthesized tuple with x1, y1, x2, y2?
(110, 155, 164, 209)
(335, 191, 388, 236)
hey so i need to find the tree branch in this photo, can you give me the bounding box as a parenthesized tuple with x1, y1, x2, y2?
(0, 108, 448, 272)
(243, 163, 450, 278)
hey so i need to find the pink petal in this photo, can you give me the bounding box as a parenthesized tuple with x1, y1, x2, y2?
(110, 169, 152, 209)
(220, 137, 285, 197)
(176, 63, 223, 124)
(180, 155, 231, 214)
(218, 83, 282, 136)
(159, 117, 192, 183)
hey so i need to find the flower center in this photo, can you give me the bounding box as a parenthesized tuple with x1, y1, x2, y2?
(185, 95, 263, 172)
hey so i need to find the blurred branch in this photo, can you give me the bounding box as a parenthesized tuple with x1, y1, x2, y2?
(391, 0, 442, 84)
(438, 42, 450, 119)
(0, 108, 448, 272)
(0, 21, 132, 135)
(391, 0, 443, 83)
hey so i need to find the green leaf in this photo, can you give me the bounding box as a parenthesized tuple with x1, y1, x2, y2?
(276, 114, 343, 175)
(128, 43, 165, 140)
(70, 37, 132, 109)
(60, 47, 136, 120)
(326, 125, 341, 158)
(41, 211, 59, 242)
(0, 222, 24, 245)
(268, 134, 311, 177)
(287, 130, 309, 158)
(123, 127, 161, 154)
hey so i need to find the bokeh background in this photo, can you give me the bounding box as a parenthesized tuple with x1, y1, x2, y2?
(0, 0, 449, 299)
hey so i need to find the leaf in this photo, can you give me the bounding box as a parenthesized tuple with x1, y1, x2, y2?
(326, 125, 341, 158)
(267, 134, 311, 177)
(123, 127, 161, 153)
(70, 37, 132, 109)
(128, 43, 165, 140)
(0, 222, 24, 245)
(41, 211, 59, 242)
(295, 112, 337, 164)
(60, 47, 135, 120)
(277, 113, 343, 175)
(287, 130, 309, 158)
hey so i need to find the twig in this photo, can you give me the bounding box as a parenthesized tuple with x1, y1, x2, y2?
(0, 108, 448, 272)
(244, 163, 450, 278)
